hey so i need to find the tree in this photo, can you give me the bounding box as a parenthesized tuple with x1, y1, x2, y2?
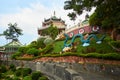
(64, 0, 120, 40)
(41, 24, 59, 39)
(3, 23, 23, 41)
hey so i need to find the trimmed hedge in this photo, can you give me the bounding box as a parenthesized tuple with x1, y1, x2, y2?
(42, 52, 120, 60)
(27, 48, 40, 56)
(110, 41, 120, 48)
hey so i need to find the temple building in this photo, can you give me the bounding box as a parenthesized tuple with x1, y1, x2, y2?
(38, 12, 66, 36)
(0, 39, 23, 60)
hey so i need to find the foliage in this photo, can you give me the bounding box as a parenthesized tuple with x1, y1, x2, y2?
(44, 37, 54, 45)
(31, 71, 42, 80)
(64, 0, 120, 29)
(11, 52, 22, 59)
(41, 44, 53, 54)
(110, 41, 120, 48)
(28, 41, 38, 49)
(9, 64, 16, 71)
(41, 24, 59, 39)
(23, 76, 32, 80)
(18, 46, 28, 54)
(0, 65, 48, 80)
(42, 52, 120, 60)
(27, 48, 40, 56)
(36, 38, 46, 49)
(0, 65, 7, 73)
(3, 23, 23, 41)
(15, 69, 22, 77)
(13, 76, 20, 80)
(22, 68, 32, 77)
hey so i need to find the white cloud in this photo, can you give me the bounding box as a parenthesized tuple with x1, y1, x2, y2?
(0, 1, 73, 35)
(0, 0, 95, 45)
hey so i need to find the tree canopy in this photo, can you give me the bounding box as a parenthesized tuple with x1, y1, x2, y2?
(41, 24, 59, 39)
(3, 23, 23, 41)
(64, 0, 120, 28)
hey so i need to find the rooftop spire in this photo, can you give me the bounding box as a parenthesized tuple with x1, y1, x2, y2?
(54, 11, 56, 16)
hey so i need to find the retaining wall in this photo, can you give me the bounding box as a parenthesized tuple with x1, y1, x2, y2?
(1, 60, 120, 80)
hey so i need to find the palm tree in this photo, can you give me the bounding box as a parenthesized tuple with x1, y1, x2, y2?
(2, 23, 23, 64)
(3, 23, 23, 41)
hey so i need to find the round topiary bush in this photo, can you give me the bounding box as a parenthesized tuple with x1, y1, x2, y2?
(9, 64, 16, 71)
(22, 68, 32, 77)
(15, 69, 22, 77)
(13, 76, 20, 80)
(23, 76, 32, 80)
(1, 65, 7, 73)
(27, 48, 40, 56)
(31, 71, 42, 80)
(44, 37, 54, 45)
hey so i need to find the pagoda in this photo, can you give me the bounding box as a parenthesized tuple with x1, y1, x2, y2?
(38, 11, 66, 36)
(0, 39, 23, 60)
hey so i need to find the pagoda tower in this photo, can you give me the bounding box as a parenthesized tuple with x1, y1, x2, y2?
(38, 11, 66, 36)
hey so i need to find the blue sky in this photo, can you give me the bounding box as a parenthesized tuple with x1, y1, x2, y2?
(0, 0, 94, 46)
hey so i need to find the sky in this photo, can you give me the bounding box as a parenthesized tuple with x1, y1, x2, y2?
(0, 0, 95, 46)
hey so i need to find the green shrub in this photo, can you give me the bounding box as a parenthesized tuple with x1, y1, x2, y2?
(11, 52, 22, 59)
(13, 76, 20, 80)
(42, 44, 53, 54)
(36, 38, 46, 49)
(23, 76, 32, 80)
(18, 46, 28, 53)
(0, 73, 2, 78)
(82, 47, 96, 53)
(102, 53, 120, 60)
(110, 41, 120, 48)
(39, 76, 48, 80)
(27, 48, 40, 56)
(31, 71, 42, 80)
(22, 68, 32, 77)
(9, 64, 16, 71)
(5, 76, 13, 80)
(44, 37, 54, 45)
(1, 65, 7, 73)
(15, 69, 22, 77)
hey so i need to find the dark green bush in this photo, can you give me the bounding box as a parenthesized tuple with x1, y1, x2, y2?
(36, 38, 46, 49)
(1, 65, 7, 73)
(22, 68, 32, 77)
(102, 53, 120, 60)
(42, 44, 53, 54)
(0, 73, 2, 78)
(13, 76, 20, 80)
(11, 52, 22, 59)
(18, 46, 29, 54)
(31, 71, 42, 80)
(110, 41, 120, 48)
(23, 76, 32, 80)
(15, 69, 22, 77)
(39, 76, 48, 80)
(5, 76, 13, 80)
(9, 64, 16, 71)
(27, 48, 40, 56)
(82, 47, 96, 53)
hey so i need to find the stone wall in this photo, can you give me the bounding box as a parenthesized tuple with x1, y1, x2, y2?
(1, 60, 120, 80)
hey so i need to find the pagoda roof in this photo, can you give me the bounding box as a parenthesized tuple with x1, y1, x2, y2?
(4, 39, 23, 48)
(44, 15, 65, 23)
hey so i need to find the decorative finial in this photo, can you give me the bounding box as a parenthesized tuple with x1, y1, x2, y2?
(54, 11, 56, 16)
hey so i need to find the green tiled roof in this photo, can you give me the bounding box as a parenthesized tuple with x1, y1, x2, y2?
(4, 40, 22, 48)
